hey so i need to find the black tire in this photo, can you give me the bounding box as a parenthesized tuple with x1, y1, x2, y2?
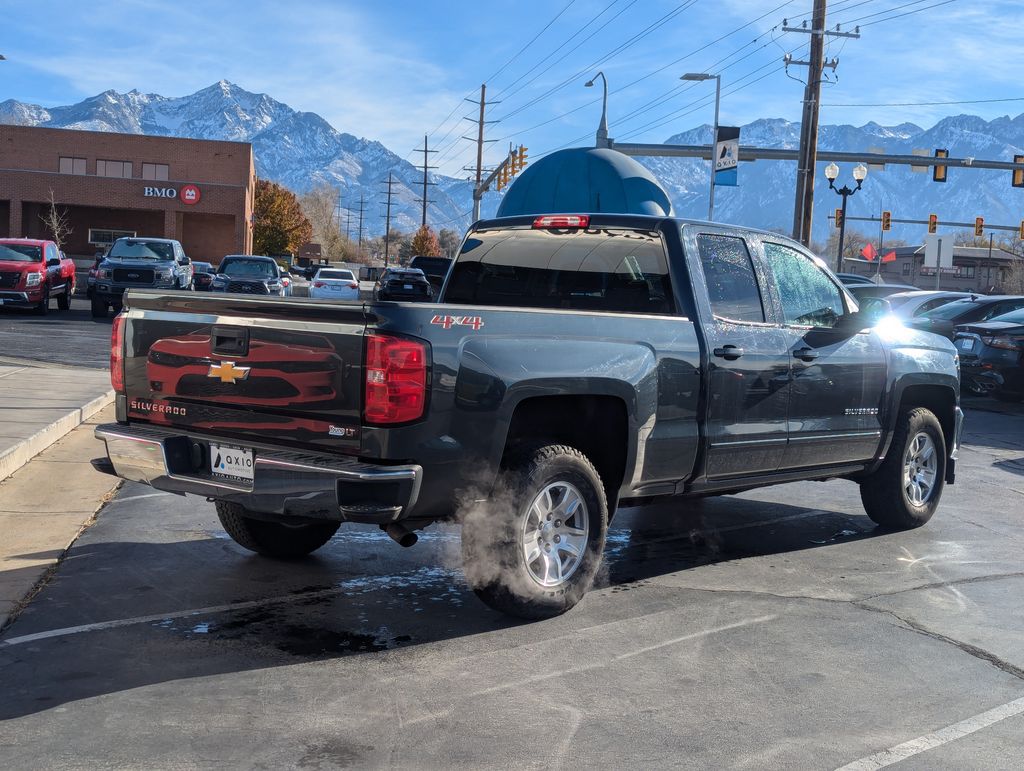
(215, 500, 339, 559)
(57, 284, 72, 310)
(90, 297, 108, 318)
(461, 444, 608, 620)
(860, 407, 946, 530)
(34, 288, 49, 316)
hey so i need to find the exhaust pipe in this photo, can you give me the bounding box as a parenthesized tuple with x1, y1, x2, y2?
(384, 523, 418, 548)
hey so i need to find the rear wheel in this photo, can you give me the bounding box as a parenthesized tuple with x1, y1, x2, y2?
(860, 407, 945, 530)
(57, 284, 72, 310)
(90, 297, 108, 318)
(461, 444, 608, 620)
(215, 501, 339, 559)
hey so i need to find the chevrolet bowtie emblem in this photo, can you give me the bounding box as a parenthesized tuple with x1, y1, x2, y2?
(208, 361, 251, 384)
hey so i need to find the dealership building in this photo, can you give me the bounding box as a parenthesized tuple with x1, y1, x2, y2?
(0, 124, 255, 260)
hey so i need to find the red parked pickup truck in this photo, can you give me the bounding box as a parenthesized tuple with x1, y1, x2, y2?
(0, 238, 77, 314)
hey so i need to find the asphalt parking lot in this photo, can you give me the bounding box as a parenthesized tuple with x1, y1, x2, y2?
(1, 405, 1022, 768)
(0, 303, 112, 369)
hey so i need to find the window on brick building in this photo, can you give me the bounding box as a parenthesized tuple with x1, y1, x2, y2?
(97, 160, 132, 178)
(59, 156, 87, 175)
(142, 163, 169, 181)
(902, 262, 911, 275)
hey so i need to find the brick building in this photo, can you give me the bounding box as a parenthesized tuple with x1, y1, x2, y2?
(0, 124, 254, 261)
(843, 244, 1024, 294)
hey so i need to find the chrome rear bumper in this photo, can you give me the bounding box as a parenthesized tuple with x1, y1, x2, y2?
(94, 423, 421, 524)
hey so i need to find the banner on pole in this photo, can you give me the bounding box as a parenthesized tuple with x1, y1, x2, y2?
(714, 126, 740, 187)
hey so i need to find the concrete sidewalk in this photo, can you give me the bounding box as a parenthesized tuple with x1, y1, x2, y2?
(0, 404, 120, 629)
(0, 360, 114, 481)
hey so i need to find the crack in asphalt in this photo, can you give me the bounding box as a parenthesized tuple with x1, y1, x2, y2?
(657, 575, 1024, 685)
(851, 602, 1024, 682)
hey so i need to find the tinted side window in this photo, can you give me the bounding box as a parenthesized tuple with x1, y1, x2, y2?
(696, 234, 765, 322)
(445, 228, 675, 315)
(765, 242, 846, 328)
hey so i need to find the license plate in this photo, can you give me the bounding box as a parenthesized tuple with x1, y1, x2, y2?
(0, 299, 4, 305)
(331, 284, 343, 290)
(404, 284, 413, 290)
(210, 443, 254, 483)
(955, 338, 974, 351)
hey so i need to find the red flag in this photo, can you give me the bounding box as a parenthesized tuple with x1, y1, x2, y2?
(861, 243, 877, 261)
(881, 251, 897, 263)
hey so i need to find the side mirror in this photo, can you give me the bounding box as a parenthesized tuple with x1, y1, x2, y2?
(859, 296, 892, 323)
(46, 257, 61, 267)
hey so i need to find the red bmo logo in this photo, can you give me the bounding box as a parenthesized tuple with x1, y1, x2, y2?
(179, 184, 201, 205)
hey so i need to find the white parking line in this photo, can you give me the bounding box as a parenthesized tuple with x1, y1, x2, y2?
(835, 695, 1024, 770)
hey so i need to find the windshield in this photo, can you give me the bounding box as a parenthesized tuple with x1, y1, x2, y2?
(219, 260, 277, 279)
(387, 270, 425, 280)
(0, 244, 42, 262)
(108, 240, 175, 260)
(317, 270, 354, 280)
(921, 299, 978, 320)
(193, 262, 213, 273)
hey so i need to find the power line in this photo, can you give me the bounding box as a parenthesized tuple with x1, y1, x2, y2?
(825, 96, 1024, 107)
(856, 0, 957, 26)
(491, 0, 635, 102)
(495, 0, 699, 123)
(484, 0, 578, 84)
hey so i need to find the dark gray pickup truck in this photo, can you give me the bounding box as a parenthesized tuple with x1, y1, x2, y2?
(94, 213, 963, 619)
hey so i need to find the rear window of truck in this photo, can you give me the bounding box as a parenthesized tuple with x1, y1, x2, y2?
(445, 227, 674, 315)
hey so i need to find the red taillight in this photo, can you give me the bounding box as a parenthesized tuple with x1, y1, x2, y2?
(348, 281, 359, 288)
(364, 334, 427, 425)
(110, 313, 126, 393)
(533, 214, 590, 229)
(314, 281, 325, 288)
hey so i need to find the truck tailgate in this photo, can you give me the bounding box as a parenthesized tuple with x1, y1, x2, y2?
(121, 291, 366, 454)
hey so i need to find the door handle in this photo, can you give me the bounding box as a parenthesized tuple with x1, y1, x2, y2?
(793, 347, 819, 362)
(713, 345, 744, 361)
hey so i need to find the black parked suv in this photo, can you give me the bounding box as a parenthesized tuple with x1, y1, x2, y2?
(374, 267, 433, 302)
(211, 255, 288, 297)
(907, 295, 1024, 340)
(409, 255, 452, 294)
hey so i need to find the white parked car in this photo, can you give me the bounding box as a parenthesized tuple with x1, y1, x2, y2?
(309, 268, 360, 301)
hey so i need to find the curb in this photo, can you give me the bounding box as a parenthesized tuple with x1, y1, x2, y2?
(0, 389, 114, 482)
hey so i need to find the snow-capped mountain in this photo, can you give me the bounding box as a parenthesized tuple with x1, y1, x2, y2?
(2, 81, 1021, 242)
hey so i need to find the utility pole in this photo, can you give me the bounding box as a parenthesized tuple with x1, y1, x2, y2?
(357, 193, 365, 258)
(784, 3, 859, 245)
(413, 134, 437, 228)
(463, 84, 499, 222)
(381, 173, 396, 266)
(345, 207, 352, 241)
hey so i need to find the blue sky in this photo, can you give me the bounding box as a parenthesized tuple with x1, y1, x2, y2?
(3, 0, 1022, 175)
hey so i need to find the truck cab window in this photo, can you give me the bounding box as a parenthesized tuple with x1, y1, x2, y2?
(765, 242, 846, 328)
(695, 234, 765, 322)
(445, 227, 675, 315)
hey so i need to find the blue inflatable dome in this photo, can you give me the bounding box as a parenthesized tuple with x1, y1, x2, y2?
(496, 147, 674, 218)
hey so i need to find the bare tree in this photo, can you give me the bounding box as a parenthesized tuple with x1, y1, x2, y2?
(299, 183, 348, 261)
(39, 189, 72, 251)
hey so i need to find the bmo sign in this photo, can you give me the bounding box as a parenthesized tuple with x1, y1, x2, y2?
(143, 184, 202, 206)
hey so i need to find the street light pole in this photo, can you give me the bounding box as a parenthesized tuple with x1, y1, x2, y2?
(824, 162, 868, 272)
(585, 72, 610, 148)
(681, 72, 722, 221)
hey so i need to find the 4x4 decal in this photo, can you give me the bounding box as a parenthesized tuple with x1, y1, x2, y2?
(430, 314, 484, 331)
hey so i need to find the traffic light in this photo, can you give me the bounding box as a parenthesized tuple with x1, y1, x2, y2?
(881, 210, 891, 231)
(974, 216, 984, 237)
(1013, 154, 1024, 188)
(834, 208, 843, 230)
(933, 148, 948, 183)
(928, 214, 938, 234)
(518, 145, 528, 171)
(511, 149, 520, 175)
